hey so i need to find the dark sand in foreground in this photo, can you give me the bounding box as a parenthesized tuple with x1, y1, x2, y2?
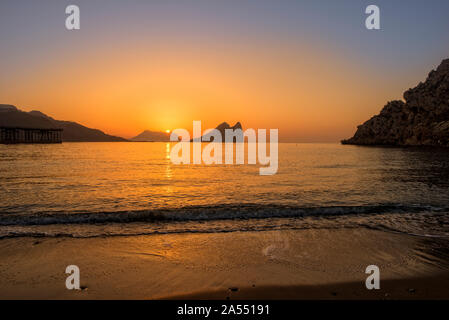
(168, 276, 449, 300)
(0, 228, 448, 299)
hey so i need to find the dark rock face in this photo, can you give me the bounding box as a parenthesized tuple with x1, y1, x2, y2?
(342, 59, 449, 147)
(0, 104, 18, 112)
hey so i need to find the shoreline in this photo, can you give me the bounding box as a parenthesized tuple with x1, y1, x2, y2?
(0, 228, 448, 300)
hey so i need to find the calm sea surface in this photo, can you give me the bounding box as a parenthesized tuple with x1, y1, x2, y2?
(0, 142, 448, 238)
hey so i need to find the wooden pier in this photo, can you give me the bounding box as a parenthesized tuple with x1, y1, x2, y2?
(0, 127, 63, 144)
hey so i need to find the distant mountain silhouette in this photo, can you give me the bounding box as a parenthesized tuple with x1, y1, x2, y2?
(131, 130, 176, 142)
(0, 104, 127, 142)
(193, 122, 243, 142)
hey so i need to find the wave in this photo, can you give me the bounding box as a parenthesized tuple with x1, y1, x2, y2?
(0, 225, 361, 240)
(0, 203, 446, 226)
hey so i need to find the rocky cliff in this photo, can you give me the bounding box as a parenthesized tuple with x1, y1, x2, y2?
(195, 122, 242, 142)
(342, 59, 449, 147)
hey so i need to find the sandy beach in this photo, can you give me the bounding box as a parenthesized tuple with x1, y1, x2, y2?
(1, 228, 448, 300)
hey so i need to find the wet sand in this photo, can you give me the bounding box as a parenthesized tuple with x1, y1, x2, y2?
(0, 228, 448, 299)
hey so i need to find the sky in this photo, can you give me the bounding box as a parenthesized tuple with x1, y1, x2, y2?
(1, 0, 448, 141)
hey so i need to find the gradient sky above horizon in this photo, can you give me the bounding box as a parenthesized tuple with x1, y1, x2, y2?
(1, 0, 448, 141)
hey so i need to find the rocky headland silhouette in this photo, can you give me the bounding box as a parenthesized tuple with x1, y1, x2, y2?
(342, 59, 449, 147)
(0, 105, 127, 142)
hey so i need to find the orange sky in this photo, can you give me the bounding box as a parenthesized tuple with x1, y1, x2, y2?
(1, 39, 419, 141)
(1, 1, 447, 142)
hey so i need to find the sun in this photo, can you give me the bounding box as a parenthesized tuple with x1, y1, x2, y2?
(165, 129, 170, 133)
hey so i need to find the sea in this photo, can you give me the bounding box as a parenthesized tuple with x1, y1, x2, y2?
(0, 142, 448, 239)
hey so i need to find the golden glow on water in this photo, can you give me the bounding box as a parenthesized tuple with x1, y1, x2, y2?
(165, 143, 173, 185)
(1, 142, 449, 240)
(165, 142, 171, 160)
(1, 142, 448, 215)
